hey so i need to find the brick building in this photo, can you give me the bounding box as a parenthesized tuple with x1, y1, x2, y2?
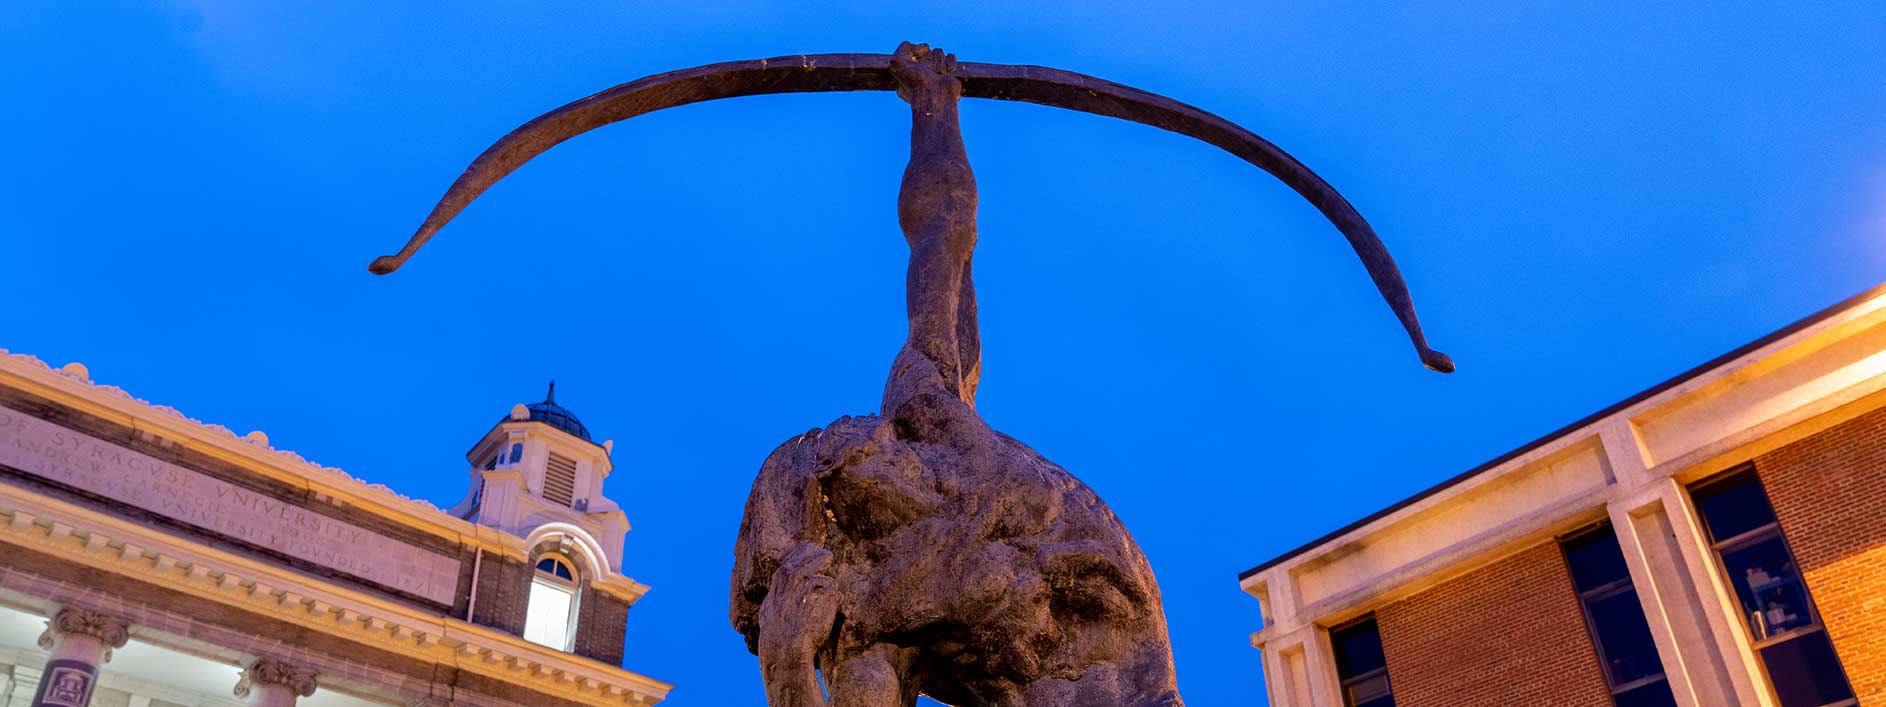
(0, 351, 671, 706)
(1240, 285, 1886, 707)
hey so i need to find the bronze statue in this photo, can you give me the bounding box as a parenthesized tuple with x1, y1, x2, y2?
(371, 42, 1450, 706)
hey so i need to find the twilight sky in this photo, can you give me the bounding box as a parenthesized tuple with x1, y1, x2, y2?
(2, 3, 1882, 705)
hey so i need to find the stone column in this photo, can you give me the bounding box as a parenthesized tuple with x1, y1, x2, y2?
(1265, 631, 1319, 707)
(29, 608, 130, 707)
(233, 658, 318, 707)
(1609, 487, 1750, 706)
(1598, 423, 1774, 706)
(1253, 624, 1342, 707)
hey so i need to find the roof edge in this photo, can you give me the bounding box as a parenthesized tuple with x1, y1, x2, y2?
(1238, 280, 1886, 581)
(464, 417, 611, 458)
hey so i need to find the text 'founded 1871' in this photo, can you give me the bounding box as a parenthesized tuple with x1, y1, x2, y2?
(0, 404, 460, 604)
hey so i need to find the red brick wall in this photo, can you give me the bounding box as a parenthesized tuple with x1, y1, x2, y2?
(474, 552, 631, 666)
(471, 555, 529, 636)
(1755, 404, 1886, 705)
(1374, 542, 1612, 707)
(574, 585, 629, 665)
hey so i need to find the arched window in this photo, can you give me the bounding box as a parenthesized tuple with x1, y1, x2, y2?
(537, 556, 575, 581)
(524, 554, 580, 651)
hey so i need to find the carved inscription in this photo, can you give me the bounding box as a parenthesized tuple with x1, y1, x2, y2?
(34, 661, 96, 707)
(0, 405, 459, 603)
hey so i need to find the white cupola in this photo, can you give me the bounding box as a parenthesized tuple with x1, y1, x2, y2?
(448, 382, 630, 573)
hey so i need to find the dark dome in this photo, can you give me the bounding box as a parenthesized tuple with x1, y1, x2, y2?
(509, 382, 592, 441)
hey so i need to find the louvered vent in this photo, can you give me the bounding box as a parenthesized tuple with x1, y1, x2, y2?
(543, 453, 578, 508)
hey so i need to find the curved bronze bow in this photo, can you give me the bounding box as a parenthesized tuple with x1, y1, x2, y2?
(369, 52, 1452, 373)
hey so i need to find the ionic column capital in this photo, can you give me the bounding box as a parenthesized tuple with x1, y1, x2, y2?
(36, 608, 131, 650)
(234, 658, 319, 699)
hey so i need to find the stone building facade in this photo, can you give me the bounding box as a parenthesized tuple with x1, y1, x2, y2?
(1241, 284, 1886, 707)
(0, 353, 671, 706)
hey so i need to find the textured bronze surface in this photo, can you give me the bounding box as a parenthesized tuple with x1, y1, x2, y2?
(728, 44, 1182, 706)
(372, 41, 1452, 706)
(369, 48, 1451, 372)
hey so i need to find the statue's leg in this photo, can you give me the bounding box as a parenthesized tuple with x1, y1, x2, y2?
(826, 644, 919, 707)
(757, 542, 840, 707)
(886, 41, 980, 413)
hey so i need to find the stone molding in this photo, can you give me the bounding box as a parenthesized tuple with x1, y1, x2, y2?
(36, 607, 131, 650)
(1244, 286, 1886, 615)
(1242, 285, 1886, 707)
(0, 486, 672, 705)
(0, 349, 443, 515)
(235, 657, 320, 698)
(0, 348, 650, 605)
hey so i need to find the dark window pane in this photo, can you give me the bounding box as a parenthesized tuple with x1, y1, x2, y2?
(1587, 588, 1664, 686)
(1612, 679, 1678, 707)
(537, 558, 574, 580)
(1761, 632, 1854, 707)
(1717, 535, 1813, 637)
(1331, 619, 1387, 678)
(1564, 527, 1632, 591)
(1692, 472, 1777, 541)
(1344, 673, 1392, 707)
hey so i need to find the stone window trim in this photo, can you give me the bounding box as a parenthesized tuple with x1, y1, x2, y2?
(529, 535, 599, 581)
(0, 498, 674, 703)
(490, 524, 644, 608)
(524, 542, 588, 653)
(522, 523, 622, 585)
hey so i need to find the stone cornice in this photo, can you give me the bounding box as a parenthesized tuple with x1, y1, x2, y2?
(1241, 282, 1886, 641)
(0, 351, 495, 545)
(0, 350, 453, 520)
(0, 483, 672, 705)
(593, 576, 650, 606)
(0, 350, 650, 588)
(481, 418, 613, 464)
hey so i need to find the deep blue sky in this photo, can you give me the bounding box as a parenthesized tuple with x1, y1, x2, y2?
(3, 3, 1883, 705)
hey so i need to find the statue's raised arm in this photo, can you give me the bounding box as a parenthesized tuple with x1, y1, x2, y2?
(375, 42, 1456, 706)
(367, 48, 1453, 374)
